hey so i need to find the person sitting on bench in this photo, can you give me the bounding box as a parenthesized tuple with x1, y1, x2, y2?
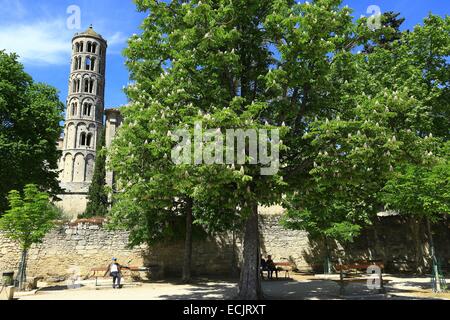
(260, 255, 269, 278)
(267, 255, 278, 279)
(104, 258, 130, 289)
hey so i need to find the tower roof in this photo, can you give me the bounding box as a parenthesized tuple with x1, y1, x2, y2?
(82, 25, 102, 38)
(73, 25, 107, 44)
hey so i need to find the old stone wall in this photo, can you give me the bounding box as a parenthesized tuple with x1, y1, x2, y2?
(339, 216, 450, 273)
(0, 220, 145, 279)
(259, 215, 311, 269)
(284, 215, 450, 273)
(1, 215, 449, 280)
(0, 219, 240, 279)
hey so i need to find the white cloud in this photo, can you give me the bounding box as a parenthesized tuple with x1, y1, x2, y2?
(0, 19, 73, 66)
(0, 18, 129, 65)
(105, 32, 129, 55)
(107, 32, 128, 46)
(0, 0, 129, 66)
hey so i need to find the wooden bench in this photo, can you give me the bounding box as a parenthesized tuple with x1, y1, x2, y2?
(334, 261, 390, 295)
(261, 261, 295, 279)
(89, 266, 150, 286)
(275, 262, 294, 278)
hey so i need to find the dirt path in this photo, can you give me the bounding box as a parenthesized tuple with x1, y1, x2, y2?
(17, 274, 449, 300)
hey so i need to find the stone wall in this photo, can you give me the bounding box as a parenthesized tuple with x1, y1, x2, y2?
(340, 216, 450, 273)
(0, 220, 145, 279)
(0, 219, 239, 279)
(259, 215, 311, 269)
(279, 215, 450, 273)
(1, 215, 449, 280)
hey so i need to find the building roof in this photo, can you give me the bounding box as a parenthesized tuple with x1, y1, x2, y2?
(105, 108, 122, 114)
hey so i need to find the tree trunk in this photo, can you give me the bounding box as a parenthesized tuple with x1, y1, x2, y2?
(17, 249, 28, 291)
(410, 217, 426, 273)
(231, 230, 239, 277)
(426, 218, 442, 292)
(237, 202, 263, 300)
(324, 237, 331, 274)
(372, 222, 385, 266)
(182, 198, 193, 283)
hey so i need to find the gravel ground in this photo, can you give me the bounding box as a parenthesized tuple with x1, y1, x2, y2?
(15, 274, 450, 300)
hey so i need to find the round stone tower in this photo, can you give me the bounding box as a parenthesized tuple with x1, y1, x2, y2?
(58, 26, 107, 215)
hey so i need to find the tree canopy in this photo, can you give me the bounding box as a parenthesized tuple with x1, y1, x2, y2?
(0, 51, 64, 213)
(107, 0, 449, 298)
(0, 184, 60, 250)
(0, 184, 60, 290)
(281, 11, 449, 244)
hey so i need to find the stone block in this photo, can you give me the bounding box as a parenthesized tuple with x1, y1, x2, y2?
(0, 286, 14, 300)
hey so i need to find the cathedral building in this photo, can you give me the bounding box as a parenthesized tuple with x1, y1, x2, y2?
(57, 26, 122, 218)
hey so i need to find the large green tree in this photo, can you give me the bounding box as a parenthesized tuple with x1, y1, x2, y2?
(0, 51, 64, 213)
(109, 0, 289, 297)
(281, 11, 449, 274)
(265, 0, 369, 269)
(371, 14, 449, 279)
(382, 142, 450, 292)
(108, 0, 449, 298)
(0, 184, 60, 290)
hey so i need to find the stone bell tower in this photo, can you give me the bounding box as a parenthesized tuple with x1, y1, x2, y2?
(57, 25, 107, 217)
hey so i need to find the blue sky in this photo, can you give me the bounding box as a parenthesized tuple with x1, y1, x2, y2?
(0, 0, 448, 109)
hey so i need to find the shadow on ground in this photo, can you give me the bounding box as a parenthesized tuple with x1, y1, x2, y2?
(39, 284, 86, 291)
(262, 277, 447, 300)
(155, 279, 237, 300)
(28, 275, 448, 300)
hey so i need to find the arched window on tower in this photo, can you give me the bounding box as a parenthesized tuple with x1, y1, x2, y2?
(75, 42, 80, 53)
(85, 57, 91, 70)
(87, 42, 92, 53)
(84, 79, 89, 93)
(91, 57, 96, 71)
(92, 43, 97, 54)
(89, 80, 95, 93)
(71, 102, 78, 116)
(80, 42, 84, 52)
(83, 103, 92, 116)
(80, 132, 87, 146)
(77, 79, 81, 92)
(86, 133, 93, 147)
